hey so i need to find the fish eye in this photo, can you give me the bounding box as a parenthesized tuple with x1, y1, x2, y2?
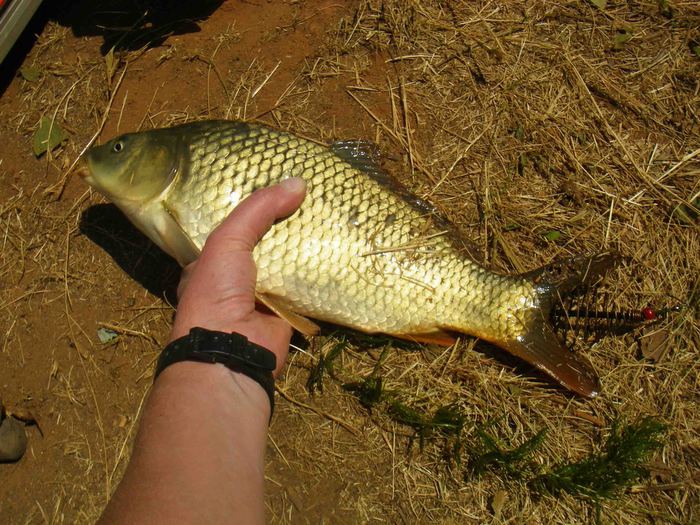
(112, 140, 125, 153)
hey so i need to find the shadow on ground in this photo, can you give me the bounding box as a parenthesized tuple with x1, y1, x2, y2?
(52, 0, 226, 54)
(0, 0, 225, 95)
(79, 203, 180, 302)
(317, 324, 579, 398)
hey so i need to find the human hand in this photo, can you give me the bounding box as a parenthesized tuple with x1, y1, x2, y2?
(170, 177, 307, 376)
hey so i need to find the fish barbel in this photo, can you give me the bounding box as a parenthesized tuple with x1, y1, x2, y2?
(80, 120, 604, 397)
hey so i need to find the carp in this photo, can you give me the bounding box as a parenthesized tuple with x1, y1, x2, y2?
(80, 120, 605, 397)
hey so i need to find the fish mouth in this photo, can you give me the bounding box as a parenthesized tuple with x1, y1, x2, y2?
(75, 159, 93, 182)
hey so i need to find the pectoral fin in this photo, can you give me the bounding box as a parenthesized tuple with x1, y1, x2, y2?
(149, 202, 200, 267)
(256, 292, 321, 336)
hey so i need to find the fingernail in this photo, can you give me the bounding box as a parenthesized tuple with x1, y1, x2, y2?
(279, 177, 306, 193)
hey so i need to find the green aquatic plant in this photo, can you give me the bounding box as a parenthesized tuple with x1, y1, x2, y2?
(306, 338, 348, 393)
(343, 375, 384, 409)
(532, 417, 667, 500)
(466, 424, 547, 480)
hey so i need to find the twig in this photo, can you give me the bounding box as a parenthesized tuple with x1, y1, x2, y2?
(108, 387, 149, 485)
(656, 147, 700, 185)
(252, 61, 281, 98)
(44, 62, 129, 200)
(276, 386, 360, 436)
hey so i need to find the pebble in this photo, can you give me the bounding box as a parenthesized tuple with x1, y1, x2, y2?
(0, 416, 27, 462)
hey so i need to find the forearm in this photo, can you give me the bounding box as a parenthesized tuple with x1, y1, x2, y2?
(98, 182, 304, 523)
(99, 362, 270, 525)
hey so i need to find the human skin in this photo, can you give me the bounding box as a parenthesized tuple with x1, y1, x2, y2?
(98, 177, 307, 525)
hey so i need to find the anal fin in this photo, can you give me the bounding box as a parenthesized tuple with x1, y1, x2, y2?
(256, 293, 320, 336)
(390, 329, 457, 346)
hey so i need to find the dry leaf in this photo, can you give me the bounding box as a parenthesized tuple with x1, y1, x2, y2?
(491, 489, 508, 518)
(639, 329, 671, 363)
(20, 66, 40, 82)
(105, 46, 117, 85)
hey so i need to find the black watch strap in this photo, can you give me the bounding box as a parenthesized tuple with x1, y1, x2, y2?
(155, 327, 277, 418)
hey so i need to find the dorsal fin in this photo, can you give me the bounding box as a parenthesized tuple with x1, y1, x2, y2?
(331, 139, 439, 217)
(331, 140, 387, 181)
(331, 139, 482, 263)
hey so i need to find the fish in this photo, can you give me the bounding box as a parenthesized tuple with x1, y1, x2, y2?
(79, 119, 607, 397)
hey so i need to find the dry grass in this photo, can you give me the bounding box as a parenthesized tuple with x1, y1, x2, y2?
(0, 1, 698, 524)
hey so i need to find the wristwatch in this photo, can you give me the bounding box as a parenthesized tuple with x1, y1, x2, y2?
(154, 327, 277, 418)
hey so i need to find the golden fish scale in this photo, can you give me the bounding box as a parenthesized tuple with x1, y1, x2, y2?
(166, 122, 537, 342)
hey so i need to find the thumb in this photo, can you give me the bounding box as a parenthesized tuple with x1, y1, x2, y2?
(171, 178, 307, 340)
(204, 177, 307, 255)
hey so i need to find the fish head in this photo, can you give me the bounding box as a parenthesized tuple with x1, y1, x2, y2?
(80, 130, 180, 205)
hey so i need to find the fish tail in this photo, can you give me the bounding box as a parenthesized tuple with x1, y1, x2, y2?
(500, 254, 620, 397)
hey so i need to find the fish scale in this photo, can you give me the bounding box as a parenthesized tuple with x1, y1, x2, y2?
(81, 119, 604, 397)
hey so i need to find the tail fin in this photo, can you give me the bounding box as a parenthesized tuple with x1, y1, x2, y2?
(501, 319, 601, 397)
(504, 254, 620, 398)
(520, 253, 621, 293)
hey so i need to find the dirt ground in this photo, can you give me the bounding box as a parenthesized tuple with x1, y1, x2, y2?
(0, 1, 698, 523)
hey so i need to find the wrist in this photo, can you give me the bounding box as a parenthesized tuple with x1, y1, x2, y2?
(106, 361, 270, 523)
(156, 361, 272, 423)
(157, 327, 277, 419)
